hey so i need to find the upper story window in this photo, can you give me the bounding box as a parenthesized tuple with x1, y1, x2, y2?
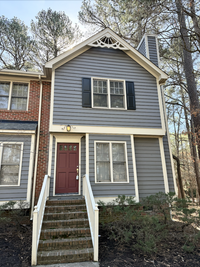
(92, 78, 126, 109)
(0, 81, 29, 111)
(0, 143, 23, 186)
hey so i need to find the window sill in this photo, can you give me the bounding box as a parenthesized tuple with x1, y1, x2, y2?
(95, 181, 129, 184)
(92, 107, 127, 111)
(0, 184, 20, 187)
(0, 109, 28, 112)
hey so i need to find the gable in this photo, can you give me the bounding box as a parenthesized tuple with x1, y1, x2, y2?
(45, 28, 168, 83)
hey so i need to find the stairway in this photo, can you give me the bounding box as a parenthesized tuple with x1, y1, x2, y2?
(37, 198, 93, 265)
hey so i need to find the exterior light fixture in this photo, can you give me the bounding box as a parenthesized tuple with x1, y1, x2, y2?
(67, 125, 71, 132)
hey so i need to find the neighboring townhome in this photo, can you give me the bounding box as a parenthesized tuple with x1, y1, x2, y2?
(0, 70, 51, 209)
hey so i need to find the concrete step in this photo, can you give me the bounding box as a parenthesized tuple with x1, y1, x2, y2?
(37, 248, 93, 265)
(40, 227, 91, 240)
(44, 211, 87, 221)
(45, 205, 86, 213)
(42, 218, 89, 230)
(38, 237, 93, 251)
(46, 199, 85, 206)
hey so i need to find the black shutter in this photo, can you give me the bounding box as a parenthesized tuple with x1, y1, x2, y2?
(82, 78, 91, 108)
(126, 81, 136, 110)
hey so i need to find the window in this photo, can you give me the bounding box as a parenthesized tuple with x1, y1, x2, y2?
(0, 143, 23, 186)
(0, 81, 29, 110)
(92, 78, 126, 109)
(95, 141, 129, 183)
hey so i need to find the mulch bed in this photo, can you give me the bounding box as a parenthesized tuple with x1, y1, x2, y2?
(99, 223, 200, 267)
(0, 217, 32, 267)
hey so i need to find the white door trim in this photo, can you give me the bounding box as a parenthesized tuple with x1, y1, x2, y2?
(53, 134, 83, 196)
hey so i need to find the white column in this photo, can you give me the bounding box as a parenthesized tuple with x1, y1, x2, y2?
(86, 133, 89, 175)
(131, 135, 139, 202)
(159, 137, 169, 193)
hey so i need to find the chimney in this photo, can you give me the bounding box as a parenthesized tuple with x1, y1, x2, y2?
(137, 34, 160, 67)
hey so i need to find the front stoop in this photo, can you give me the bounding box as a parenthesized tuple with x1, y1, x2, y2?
(37, 198, 93, 265)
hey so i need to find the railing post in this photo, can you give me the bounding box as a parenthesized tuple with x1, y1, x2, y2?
(94, 204, 99, 261)
(47, 175, 50, 199)
(31, 206, 38, 266)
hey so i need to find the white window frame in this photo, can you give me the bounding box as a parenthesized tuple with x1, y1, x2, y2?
(0, 142, 24, 187)
(91, 77, 127, 110)
(0, 81, 30, 111)
(94, 141, 129, 183)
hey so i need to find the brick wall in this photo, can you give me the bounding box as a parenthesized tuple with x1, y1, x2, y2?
(0, 81, 40, 121)
(35, 82, 51, 202)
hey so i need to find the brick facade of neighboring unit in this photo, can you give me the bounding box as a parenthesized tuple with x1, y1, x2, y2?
(35, 82, 51, 202)
(0, 81, 41, 121)
(0, 80, 51, 203)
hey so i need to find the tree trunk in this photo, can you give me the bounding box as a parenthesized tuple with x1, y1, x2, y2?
(173, 154, 185, 199)
(175, 0, 200, 160)
(190, 0, 200, 49)
(191, 119, 200, 205)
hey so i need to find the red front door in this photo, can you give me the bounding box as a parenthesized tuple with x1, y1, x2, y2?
(55, 143, 79, 194)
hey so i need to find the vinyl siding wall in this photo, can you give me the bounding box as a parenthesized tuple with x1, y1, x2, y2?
(0, 135, 32, 201)
(135, 137, 165, 198)
(138, 39, 146, 57)
(53, 47, 161, 128)
(148, 36, 158, 67)
(89, 134, 135, 197)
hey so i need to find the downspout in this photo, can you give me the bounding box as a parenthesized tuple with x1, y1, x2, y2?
(30, 75, 43, 219)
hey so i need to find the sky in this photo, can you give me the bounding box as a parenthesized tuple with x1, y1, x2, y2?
(0, 0, 86, 30)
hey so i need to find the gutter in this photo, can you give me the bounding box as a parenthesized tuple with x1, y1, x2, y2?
(30, 75, 43, 219)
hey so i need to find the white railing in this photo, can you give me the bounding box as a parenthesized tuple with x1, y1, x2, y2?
(83, 174, 99, 261)
(32, 174, 50, 266)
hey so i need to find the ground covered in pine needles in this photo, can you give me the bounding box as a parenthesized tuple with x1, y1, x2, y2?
(99, 222, 200, 267)
(0, 217, 32, 267)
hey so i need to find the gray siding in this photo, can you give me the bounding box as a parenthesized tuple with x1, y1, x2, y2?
(138, 39, 146, 57)
(163, 134, 175, 192)
(89, 134, 135, 197)
(0, 135, 32, 201)
(148, 36, 158, 67)
(54, 47, 161, 128)
(50, 136, 55, 197)
(135, 138, 165, 198)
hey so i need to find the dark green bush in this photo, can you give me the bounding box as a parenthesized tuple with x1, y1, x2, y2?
(98, 192, 200, 255)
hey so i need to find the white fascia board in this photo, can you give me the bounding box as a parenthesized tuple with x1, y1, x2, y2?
(0, 130, 36, 134)
(44, 28, 168, 82)
(0, 69, 45, 78)
(50, 124, 165, 136)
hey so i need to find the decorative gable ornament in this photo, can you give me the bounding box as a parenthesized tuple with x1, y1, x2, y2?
(88, 34, 128, 50)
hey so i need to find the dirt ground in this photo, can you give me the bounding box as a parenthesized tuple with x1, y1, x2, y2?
(99, 222, 200, 267)
(0, 217, 32, 267)
(1, 215, 200, 267)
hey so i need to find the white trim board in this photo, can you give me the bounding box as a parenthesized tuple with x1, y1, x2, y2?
(26, 134, 36, 203)
(131, 135, 139, 202)
(53, 134, 83, 196)
(0, 130, 36, 134)
(50, 124, 165, 136)
(159, 137, 169, 193)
